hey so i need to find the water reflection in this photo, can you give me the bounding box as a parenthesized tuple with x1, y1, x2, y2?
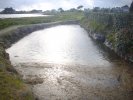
(6, 25, 133, 100)
(0, 14, 50, 19)
(7, 25, 111, 66)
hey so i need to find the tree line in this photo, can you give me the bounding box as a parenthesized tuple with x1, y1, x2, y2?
(0, 1, 133, 14)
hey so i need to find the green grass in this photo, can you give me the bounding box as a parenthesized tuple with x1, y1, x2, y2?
(107, 33, 116, 48)
(0, 46, 34, 100)
(0, 71, 34, 100)
(0, 67, 34, 100)
(80, 17, 110, 34)
(0, 11, 84, 30)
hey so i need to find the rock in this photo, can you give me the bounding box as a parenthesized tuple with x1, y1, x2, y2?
(6, 66, 18, 74)
(93, 34, 105, 42)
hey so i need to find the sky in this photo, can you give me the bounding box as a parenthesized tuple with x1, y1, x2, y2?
(0, 0, 132, 11)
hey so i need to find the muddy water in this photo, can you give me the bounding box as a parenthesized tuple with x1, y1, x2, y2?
(7, 25, 133, 100)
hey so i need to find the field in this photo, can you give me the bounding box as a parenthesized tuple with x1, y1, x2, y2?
(0, 12, 84, 30)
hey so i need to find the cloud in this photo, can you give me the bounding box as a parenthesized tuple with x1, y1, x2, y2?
(93, 0, 132, 8)
(0, 0, 132, 11)
(84, 0, 94, 8)
(19, 2, 55, 11)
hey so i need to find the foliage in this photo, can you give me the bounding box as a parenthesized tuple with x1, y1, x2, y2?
(1, 7, 16, 14)
(92, 7, 100, 12)
(115, 29, 133, 56)
(89, 20, 106, 33)
(77, 5, 83, 10)
(82, 12, 133, 61)
(0, 45, 34, 100)
(58, 8, 64, 13)
(107, 33, 116, 48)
(130, 1, 133, 13)
(84, 12, 133, 31)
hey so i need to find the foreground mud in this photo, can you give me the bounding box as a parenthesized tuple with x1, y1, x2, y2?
(13, 62, 133, 100)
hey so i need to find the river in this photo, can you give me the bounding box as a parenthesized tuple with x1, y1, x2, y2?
(7, 25, 133, 100)
(0, 14, 50, 19)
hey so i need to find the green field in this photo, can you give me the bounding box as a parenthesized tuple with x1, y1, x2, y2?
(0, 12, 84, 30)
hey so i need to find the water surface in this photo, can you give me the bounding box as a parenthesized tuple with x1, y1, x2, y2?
(7, 25, 133, 100)
(0, 14, 49, 19)
(7, 25, 111, 66)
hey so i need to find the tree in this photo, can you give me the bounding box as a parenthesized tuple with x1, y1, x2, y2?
(51, 9, 58, 14)
(77, 5, 83, 10)
(69, 8, 77, 12)
(58, 8, 64, 13)
(93, 7, 100, 12)
(101, 8, 110, 13)
(30, 10, 42, 13)
(130, 1, 133, 13)
(2, 7, 16, 14)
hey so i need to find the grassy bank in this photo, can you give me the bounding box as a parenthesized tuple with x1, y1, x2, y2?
(80, 12, 133, 62)
(0, 12, 84, 30)
(0, 44, 34, 100)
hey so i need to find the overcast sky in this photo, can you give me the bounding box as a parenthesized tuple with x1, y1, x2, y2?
(0, 0, 132, 11)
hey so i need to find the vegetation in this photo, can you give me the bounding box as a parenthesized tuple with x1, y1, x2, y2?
(84, 5, 129, 13)
(1, 7, 16, 14)
(77, 5, 83, 10)
(0, 44, 34, 100)
(0, 11, 84, 30)
(58, 8, 64, 13)
(81, 12, 133, 62)
(130, 1, 133, 13)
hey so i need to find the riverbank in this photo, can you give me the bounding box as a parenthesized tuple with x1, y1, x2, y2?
(80, 12, 133, 63)
(0, 43, 34, 99)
